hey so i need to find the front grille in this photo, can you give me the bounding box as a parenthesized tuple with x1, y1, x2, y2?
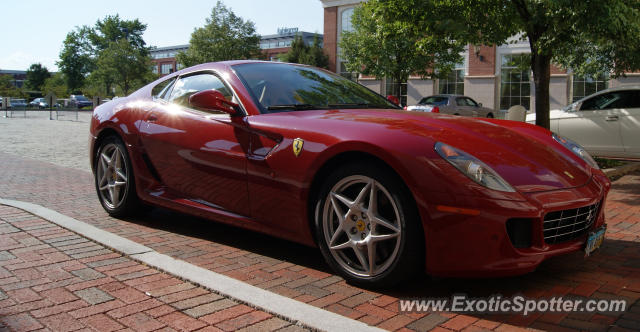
(543, 201, 600, 244)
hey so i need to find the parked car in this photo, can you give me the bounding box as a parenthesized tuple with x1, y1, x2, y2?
(406, 94, 495, 118)
(526, 86, 640, 159)
(29, 98, 49, 109)
(91, 61, 609, 287)
(9, 99, 28, 109)
(70, 95, 93, 108)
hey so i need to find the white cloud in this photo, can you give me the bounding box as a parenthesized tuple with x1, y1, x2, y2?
(0, 51, 58, 72)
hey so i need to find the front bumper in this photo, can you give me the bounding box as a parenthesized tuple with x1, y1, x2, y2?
(421, 172, 610, 277)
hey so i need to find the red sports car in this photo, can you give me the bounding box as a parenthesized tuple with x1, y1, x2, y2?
(90, 61, 610, 287)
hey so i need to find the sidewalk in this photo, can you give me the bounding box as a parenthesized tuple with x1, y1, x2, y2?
(0, 204, 307, 332)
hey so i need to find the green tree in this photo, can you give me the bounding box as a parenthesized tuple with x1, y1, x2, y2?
(280, 35, 329, 69)
(89, 15, 147, 52)
(339, 0, 465, 101)
(58, 15, 153, 97)
(280, 35, 308, 64)
(0, 75, 21, 97)
(304, 36, 329, 69)
(58, 26, 94, 93)
(42, 73, 68, 98)
(89, 15, 152, 96)
(25, 63, 51, 92)
(427, 0, 640, 129)
(177, 1, 261, 66)
(92, 39, 154, 95)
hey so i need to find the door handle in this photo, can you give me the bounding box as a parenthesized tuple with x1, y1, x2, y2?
(605, 115, 619, 121)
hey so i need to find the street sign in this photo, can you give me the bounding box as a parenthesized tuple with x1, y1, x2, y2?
(44, 93, 57, 108)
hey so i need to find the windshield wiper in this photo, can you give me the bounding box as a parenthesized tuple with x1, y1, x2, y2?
(267, 104, 318, 110)
(328, 102, 390, 109)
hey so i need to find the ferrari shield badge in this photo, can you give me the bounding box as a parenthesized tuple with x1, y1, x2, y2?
(292, 138, 304, 157)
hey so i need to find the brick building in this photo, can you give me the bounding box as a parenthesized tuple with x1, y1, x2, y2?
(150, 28, 323, 77)
(320, 0, 640, 109)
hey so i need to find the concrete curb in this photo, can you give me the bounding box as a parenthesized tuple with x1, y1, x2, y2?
(603, 162, 640, 179)
(0, 198, 386, 332)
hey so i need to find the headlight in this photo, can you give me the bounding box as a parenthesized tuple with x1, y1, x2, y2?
(552, 133, 599, 169)
(435, 142, 515, 192)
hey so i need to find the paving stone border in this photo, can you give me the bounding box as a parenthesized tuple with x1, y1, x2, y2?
(0, 198, 385, 332)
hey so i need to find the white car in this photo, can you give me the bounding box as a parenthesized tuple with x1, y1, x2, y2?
(526, 86, 640, 160)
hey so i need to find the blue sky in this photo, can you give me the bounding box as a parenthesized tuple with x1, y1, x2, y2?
(1, 0, 324, 71)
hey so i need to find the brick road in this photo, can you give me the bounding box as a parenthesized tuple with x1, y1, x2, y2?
(0, 204, 308, 332)
(1, 114, 639, 331)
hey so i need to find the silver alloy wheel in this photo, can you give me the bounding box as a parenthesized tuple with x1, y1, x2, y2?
(321, 175, 402, 277)
(96, 143, 128, 210)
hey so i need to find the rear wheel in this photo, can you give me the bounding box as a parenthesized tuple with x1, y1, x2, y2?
(487, 113, 494, 118)
(314, 163, 423, 288)
(94, 135, 141, 217)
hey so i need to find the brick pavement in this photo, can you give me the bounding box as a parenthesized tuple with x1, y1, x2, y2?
(0, 204, 309, 332)
(1, 115, 640, 331)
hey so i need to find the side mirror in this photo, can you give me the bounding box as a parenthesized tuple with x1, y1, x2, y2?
(478, 103, 483, 107)
(189, 89, 240, 116)
(386, 95, 400, 106)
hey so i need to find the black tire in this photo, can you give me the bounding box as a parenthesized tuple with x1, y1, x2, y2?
(314, 162, 424, 288)
(94, 135, 142, 217)
(486, 113, 494, 118)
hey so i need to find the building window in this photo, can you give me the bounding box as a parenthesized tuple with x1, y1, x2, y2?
(339, 61, 358, 82)
(385, 78, 407, 106)
(161, 63, 173, 74)
(439, 64, 465, 95)
(341, 8, 354, 32)
(573, 74, 608, 102)
(500, 53, 531, 110)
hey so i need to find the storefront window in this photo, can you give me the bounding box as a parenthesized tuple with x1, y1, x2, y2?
(500, 54, 531, 110)
(439, 63, 465, 95)
(385, 78, 407, 106)
(573, 74, 608, 102)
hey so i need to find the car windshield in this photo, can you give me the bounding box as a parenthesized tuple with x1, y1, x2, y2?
(418, 96, 448, 105)
(233, 62, 398, 113)
(75, 96, 89, 101)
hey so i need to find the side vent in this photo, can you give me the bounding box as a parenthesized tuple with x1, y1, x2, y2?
(141, 153, 162, 182)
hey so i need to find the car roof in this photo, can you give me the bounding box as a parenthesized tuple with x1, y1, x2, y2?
(575, 85, 640, 103)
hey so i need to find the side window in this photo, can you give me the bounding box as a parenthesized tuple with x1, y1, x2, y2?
(465, 98, 478, 107)
(580, 93, 610, 111)
(168, 73, 233, 114)
(610, 91, 639, 109)
(455, 98, 466, 106)
(151, 78, 176, 100)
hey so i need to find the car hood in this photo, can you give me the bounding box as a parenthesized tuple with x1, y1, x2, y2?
(293, 109, 591, 193)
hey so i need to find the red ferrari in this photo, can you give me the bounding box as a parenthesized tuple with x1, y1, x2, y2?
(90, 61, 610, 287)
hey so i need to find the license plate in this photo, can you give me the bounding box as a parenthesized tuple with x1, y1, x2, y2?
(584, 225, 606, 256)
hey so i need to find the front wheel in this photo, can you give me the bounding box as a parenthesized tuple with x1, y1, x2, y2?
(314, 163, 423, 288)
(94, 135, 141, 217)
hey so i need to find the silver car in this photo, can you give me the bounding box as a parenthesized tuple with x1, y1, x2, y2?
(407, 94, 495, 118)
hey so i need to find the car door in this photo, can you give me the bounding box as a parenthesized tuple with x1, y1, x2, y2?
(139, 72, 251, 215)
(463, 97, 481, 117)
(454, 97, 470, 116)
(618, 90, 640, 157)
(557, 91, 624, 157)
